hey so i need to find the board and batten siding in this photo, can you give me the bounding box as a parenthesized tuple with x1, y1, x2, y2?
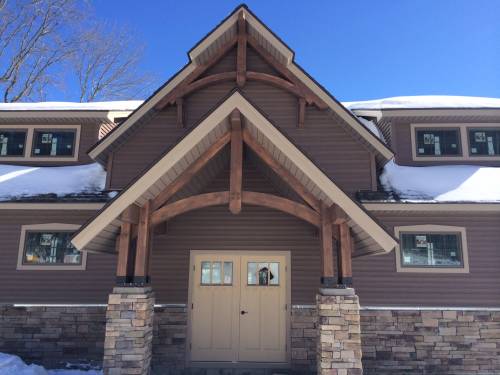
(0, 209, 115, 304)
(353, 211, 500, 307)
(108, 47, 374, 195)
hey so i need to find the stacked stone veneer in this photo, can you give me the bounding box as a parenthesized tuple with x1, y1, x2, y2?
(361, 308, 500, 375)
(103, 287, 155, 374)
(316, 292, 363, 375)
(2, 303, 500, 374)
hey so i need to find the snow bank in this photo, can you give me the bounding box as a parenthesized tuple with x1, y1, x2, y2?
(0, 101, 143, 111)
(0, 163, 106, 200)
(381, 161, 500, 202)
(343, 96, 500, 110)
(0, 353, 101, 375)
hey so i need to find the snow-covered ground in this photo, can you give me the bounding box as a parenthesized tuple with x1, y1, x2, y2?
(0, 101, 143, 111)
(381, 161, 500, 202)
(0, 353, 101, 375)
(343, 95, 500, 110)
(0, 163, 106, 200)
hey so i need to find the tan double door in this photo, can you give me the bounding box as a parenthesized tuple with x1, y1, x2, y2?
(190, 252, 288, 363)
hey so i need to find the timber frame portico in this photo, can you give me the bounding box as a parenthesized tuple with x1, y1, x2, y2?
(112, 107, 355, 288)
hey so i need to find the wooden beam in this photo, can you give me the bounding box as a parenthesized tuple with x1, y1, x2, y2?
(155, 35, 238, 109)
(246, 71, 303, 97)
(338, 221, 353, 287)
(242, 129, 321, 212)
(236, 12, 247, 87)
(151, 191, 230, 226)
(176, 98, 184, 128)
(105, 152, 114, 190)
(134, 200, 152, 285)
(246, 34, 328, 110)
(120, 204, 140, 224)
(298, 97, 306, 128)
(180, 72, 236, 98)
(242, 191, 320, 227)
(150, 190, 320, 228)
(151, 132, 230, 211)
(320, 202, 336, 287)
(116, 221, 133, 284)
(229, 110, 243, 214)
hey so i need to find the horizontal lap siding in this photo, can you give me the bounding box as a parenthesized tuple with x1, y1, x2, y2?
(0, 210, 115, 304)
(354, 211, 500, 307)
(151, 205, 321, 305)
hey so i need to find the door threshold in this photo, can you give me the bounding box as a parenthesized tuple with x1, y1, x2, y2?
(189, 361, 290, 369)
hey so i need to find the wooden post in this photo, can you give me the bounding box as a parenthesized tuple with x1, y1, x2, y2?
(116, 221, 133, 285)
(320, 202, 336, 287)
(176, 98, 184, 128)
(298, 97, 306, 128)
(134, 200, 152, 285)
(229, 110, 243, 214)
(236, 12, 247, 87)
(338, 221, 353, 287)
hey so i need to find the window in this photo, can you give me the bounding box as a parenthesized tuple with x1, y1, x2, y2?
(201, 261, 233, 285)
(0, 130, 26, 157)
(469, 128, 500, 156)
(32, 130, 76, 157)
(247, 262, 280, 286)
(415, 129, 461, 157)
(17, 224, 86, 270)
(395, 225, 469, 273)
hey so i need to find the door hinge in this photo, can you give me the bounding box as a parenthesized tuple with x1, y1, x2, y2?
(191, 303, 194, 309)
(189, 343, 192, 350)
(285, 304, 288, 311)
(193, 265, 195, 271)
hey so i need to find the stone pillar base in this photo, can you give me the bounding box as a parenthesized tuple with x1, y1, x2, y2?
(103, 287, 155, 375)
(316, 288, 363, 375)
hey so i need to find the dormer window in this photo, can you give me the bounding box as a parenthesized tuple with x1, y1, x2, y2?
(0, 130, 26, 157)
(468, 128, 500, 156)
(32, 130, 76, 157)
(415, 128, 461, 157)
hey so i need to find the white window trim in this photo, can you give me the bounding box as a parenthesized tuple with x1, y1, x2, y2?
(411, 123, 500, 162)
(394, 225, 470, 274)
(17, 223, 87, 271)
(0, 124, 81, 162)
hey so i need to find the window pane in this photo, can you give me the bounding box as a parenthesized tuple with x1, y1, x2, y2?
(269, 262, 280, 285)
(416, 129, 460, 156)
(32, 130, 75, 157)
(258, 263, 269, 286)
(223, 261, 233, 285)
(400, 232, 463, 268)
(0, 131, 25, 157)
(248, 262, 257, 285)
(469, 129, 500, 156)
(201, 261, 211, 284)
(23, 231, 81, 265)
(211, 262, 221, 284)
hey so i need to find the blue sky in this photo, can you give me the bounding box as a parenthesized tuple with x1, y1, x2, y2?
(92, 0, 500, 102)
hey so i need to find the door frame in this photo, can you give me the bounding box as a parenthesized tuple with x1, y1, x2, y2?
(186, 250, 292, 366)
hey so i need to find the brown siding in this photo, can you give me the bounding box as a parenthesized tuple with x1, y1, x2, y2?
(392, 117, 500, 166)
(108, 49, 373, 194)
(0, 209, 115, 304)
(0, 118, 102, 166)
(354, 211, 500, 307)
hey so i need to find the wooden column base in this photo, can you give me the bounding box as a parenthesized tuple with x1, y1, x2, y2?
(320, 276, 338, 288)
(115, 276, 151, 286)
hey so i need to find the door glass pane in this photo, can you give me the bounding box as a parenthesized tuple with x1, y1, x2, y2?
(258, 263, 269, 286)
(201, 261, 211, 284)
(211, 262, 221, 284)
(269, 262, 280, 285)
(247, 262, 257, 285)
(223, 261, 233, 285)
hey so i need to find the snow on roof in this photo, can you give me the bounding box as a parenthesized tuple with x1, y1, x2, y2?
(0, 163, 106, 201)
(0, 100, 143, 111)
(343, 96, 500, 110)
(357, 117, 386, 143)
(381, 161, 500, 202)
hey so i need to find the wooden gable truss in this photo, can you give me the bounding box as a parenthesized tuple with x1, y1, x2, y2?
(115, 109, 353, 288)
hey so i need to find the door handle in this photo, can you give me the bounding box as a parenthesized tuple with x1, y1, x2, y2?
(241, 310, 248, 315)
